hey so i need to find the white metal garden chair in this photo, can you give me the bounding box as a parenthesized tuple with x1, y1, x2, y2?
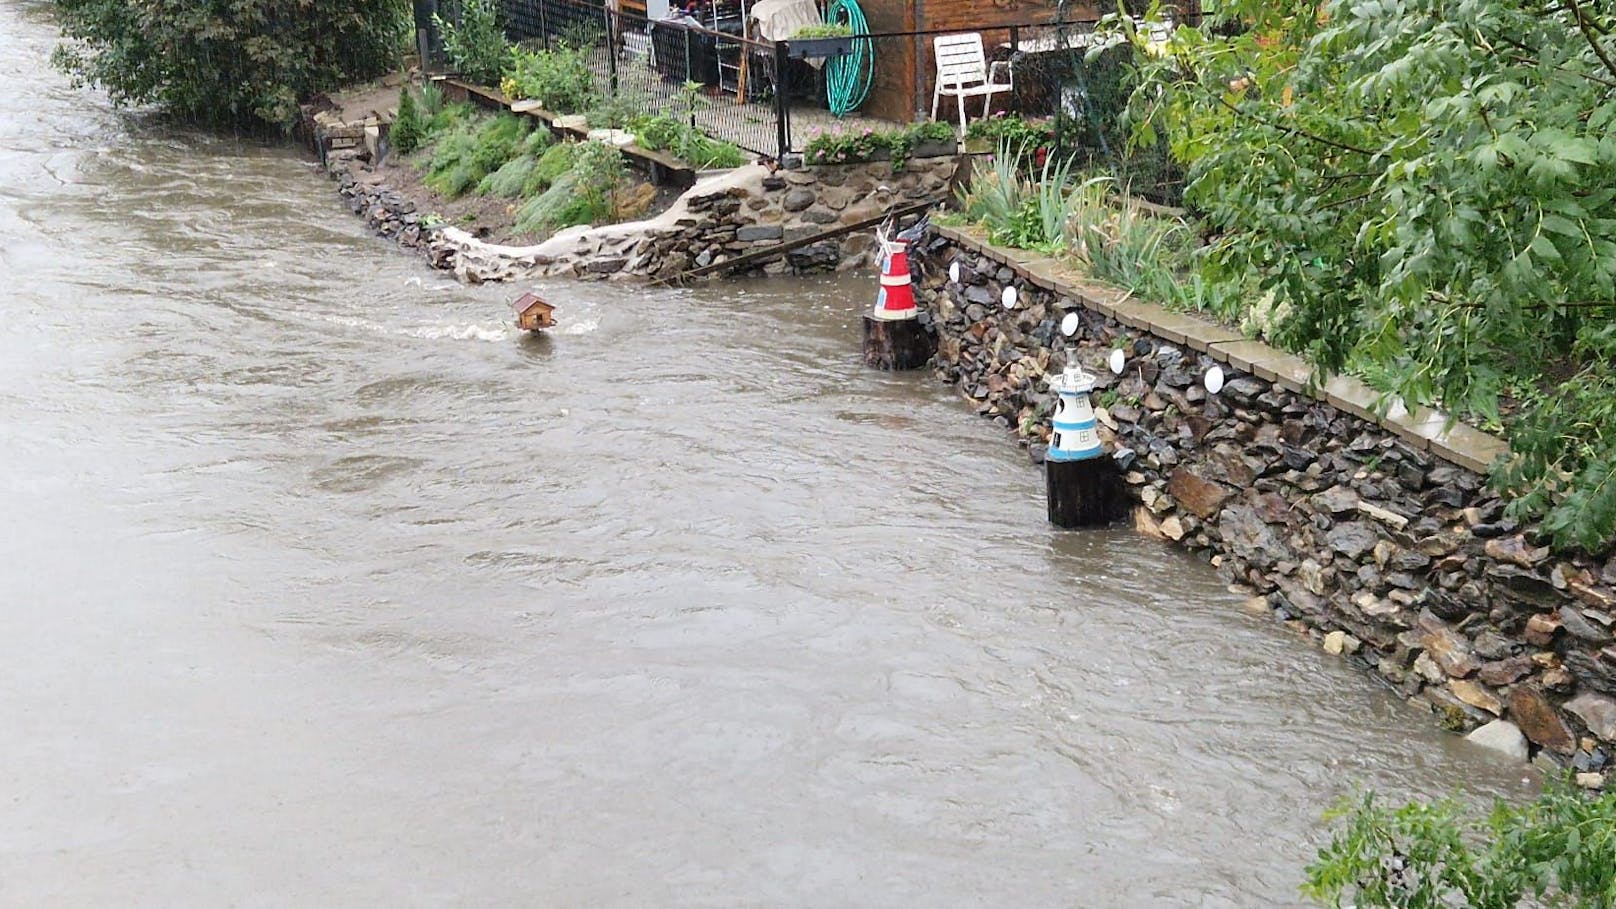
(931, 33, 1013, 134)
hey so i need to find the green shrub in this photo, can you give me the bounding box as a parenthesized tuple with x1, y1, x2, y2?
(390, 86, 425, 155)
(629, 114, 745, 169)
(468, 114, 529, 174)
(49, 0, 407, 129)
(504, 45, 596, 114)
(514, 172, 602, 234)
(478, 154, 537, 197)
(422, 121, 481, 197)
(524, 142, 581, 195)
(419, 80, 445, 116)
(424, 100, 476, 139)
(965, 114, 1055, 151)
(435, 0, 510, 87)
(521, 128, 554, 156)
(1304, 781, 1616, 908)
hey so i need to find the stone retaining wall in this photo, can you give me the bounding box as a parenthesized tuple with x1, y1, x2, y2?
(306, 106, 957, 283)
(917, 225, 1616, 784)
(434, 158, 957, 283)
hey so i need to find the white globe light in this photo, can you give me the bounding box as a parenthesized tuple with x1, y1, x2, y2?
(1205, 365, 1226, 394)
(1001, 286, 1018, 309)
(1108, 348, 1126, 375)
(1060, 312, 1080, 337)
(948, 261, 961, 284)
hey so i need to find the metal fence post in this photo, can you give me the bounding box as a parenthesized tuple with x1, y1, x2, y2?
(773, 39, 790, 161)
(538, 0, 550, 51)
(606, 5, 619, 96)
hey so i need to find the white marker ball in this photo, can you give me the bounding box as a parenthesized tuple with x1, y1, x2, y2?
(1060, 312, 1080, 337)
(1001, 286, 1018, 309)
(948, 261, 961, 284)
(1204, 365, 1225, 395)
(1108, 348, 1126, 375)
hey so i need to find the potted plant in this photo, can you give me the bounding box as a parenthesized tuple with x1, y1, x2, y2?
(901, 121, 960, 160)
(787, 23, 857, 60)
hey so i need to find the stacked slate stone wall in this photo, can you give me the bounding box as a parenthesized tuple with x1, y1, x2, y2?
(916, 237, 1616, 784)
(436, 158, 959, 283)
(306, 102, 958, 283)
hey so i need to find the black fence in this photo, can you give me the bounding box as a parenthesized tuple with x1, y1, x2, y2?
(426, 0, 1191, 198)
(433, 0, 791, 158)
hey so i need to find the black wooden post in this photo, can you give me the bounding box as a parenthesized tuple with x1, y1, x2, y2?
(604, 5, 619, 96)
(773, 39, 791, 161)
(414, 0, 441, 72)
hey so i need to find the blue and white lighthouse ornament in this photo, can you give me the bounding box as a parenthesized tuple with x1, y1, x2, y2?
(1046, 353, 1103, 462)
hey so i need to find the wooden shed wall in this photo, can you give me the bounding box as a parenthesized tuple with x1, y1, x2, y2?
(854, 0, 1097, 125)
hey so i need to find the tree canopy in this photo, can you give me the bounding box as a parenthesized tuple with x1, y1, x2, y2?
(51, 0, 410, 129)
(1129, 0, 1616, 549)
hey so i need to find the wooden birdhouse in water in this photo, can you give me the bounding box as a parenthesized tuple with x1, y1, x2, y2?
(511, 292, 556, 332)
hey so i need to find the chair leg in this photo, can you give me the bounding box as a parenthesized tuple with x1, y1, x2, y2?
(957, 94, 967, 134)
(931, 88, 941, 123)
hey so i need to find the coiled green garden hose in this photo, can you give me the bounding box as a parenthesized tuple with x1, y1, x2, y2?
(824, 0, 873, 118)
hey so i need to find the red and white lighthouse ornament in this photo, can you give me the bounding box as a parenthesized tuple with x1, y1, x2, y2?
(871, 228, 917, 321)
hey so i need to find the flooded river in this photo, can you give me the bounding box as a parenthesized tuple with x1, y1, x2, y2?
(0, 2, 1534, 905)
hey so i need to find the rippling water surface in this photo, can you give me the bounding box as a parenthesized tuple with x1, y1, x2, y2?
(0, 3, 1535, 905)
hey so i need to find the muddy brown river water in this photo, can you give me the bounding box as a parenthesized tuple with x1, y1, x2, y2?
(0, 2, 1537, 905)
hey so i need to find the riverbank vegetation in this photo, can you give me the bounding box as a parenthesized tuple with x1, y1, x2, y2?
(952, 0, 1616, 551)
(383, 82, 656, 240)
(437, 0, 745, 171)
(49, 0, 409, 129)
(1305, 781, 1616, 907)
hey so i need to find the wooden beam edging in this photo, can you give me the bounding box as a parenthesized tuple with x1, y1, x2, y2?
(930, 223, 1512, 475)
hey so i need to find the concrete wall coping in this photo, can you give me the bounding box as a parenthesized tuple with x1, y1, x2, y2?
(934, 222, 1512, 475)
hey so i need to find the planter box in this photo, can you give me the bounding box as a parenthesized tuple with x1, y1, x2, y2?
(787, 36, 857, 60)
(909, 139, 960, 159)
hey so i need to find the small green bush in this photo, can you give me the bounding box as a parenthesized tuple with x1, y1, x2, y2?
(468, 114, 529, 174)
(514, 172, 601, 234)
(422, 121, 480, 197)
(521, 128, 554, 157)
(629, 114, 746, 169)
(477, 154, 537, 197)
(524, 142, 581, 195)
(390, 86, 425, 155)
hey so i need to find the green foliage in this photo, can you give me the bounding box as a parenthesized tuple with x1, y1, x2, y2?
(792, 22, 855, 38)
(435, 0, 510, 87)
(629, 114, 746, 169)
(584, 96, 640, 131)
(481, 155, 537, 197)
(424, 100, 477, 139)
(504, 44, 596, 114)
(1495, 329, 1616, 552)
(390, 86, 425, 155)
(1303, 782, 1616, 908)
(521, 128, 554, 157)
(421, 113, 526, 198)
(965, 113, 1056, 151)
(468, 114, 529, 174)
(1125, 0, 1616, 550)
(422, 121, 480, 197)
(49, 0, 408, 129)
(514, 172, 596, 234)
(805, 121, 958, 168)
(524, 141, 581, 195)
(418, 80, 446, 116)
(477, 155, 538, 197)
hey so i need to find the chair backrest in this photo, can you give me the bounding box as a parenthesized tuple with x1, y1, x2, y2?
(933, 33, 988, 86)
